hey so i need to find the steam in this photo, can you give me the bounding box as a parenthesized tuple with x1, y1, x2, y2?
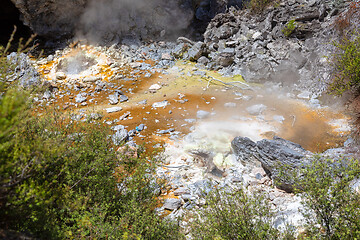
(76, 0, 194, 43)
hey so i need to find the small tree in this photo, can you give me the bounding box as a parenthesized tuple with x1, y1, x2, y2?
(286, 157, 360, 239)
(328, 31, 360, 96)
(190, 187, 282, 240)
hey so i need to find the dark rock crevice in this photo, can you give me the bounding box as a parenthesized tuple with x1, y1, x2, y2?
(8, 0, 244, 43)
(0, 0, 32, 45)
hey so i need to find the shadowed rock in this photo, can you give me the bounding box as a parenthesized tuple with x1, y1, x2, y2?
(231, 136, 313, 192)
(188, 149, 224, 178)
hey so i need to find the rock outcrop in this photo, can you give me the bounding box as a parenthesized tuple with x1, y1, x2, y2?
(232, 136, 313, 192)
(10, 0, 244, 41)
(177, 0, 357, 98)
(6, 53, 41, 88)
(11, 0, 87, 39)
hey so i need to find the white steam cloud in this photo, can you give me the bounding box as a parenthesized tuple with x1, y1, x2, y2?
(76, 0, 194, 43)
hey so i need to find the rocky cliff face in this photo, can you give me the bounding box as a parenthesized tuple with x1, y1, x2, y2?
(11, 0, 87, 39)
(10, 0, 243, 41)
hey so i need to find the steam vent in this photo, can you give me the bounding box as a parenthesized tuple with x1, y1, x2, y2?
(2, 0, 360, 239)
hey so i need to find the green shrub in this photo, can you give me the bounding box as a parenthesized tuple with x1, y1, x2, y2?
(328, 31, 360, 95)
(0, 71, 182, 238)
(245, 0, 278, 14)
(189, 188, 284, 240)
(282, 20, 296, 37)
(282, 157, 360, 239)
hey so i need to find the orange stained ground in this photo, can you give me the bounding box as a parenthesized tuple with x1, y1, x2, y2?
(34, 47, 350, 153)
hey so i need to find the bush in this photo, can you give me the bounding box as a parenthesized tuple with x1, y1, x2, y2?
(282, 20, 296, 37)
(328, 31, 360, 96)
(245, 0, 279, 14)
(189, 188, 283, 240)
(283, 157, 360, 239)
(0, 57, 182, 238)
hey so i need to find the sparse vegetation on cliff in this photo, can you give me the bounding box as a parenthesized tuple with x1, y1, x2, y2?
(328, 31, 360, 96)
(282, 20, 296, 38)
(245, 0, 279, 14)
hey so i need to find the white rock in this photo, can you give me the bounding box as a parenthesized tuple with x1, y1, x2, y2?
(84, 76, 102, 82)
(56, 72, 66, 80)
(246, 104, 267, 116)
(224, 102, 237, 108)
(252, 31, 262, 40)
(297, 91, 311, 99)
(106, 107, 123, 113)
(149, 84, 162, 91)
(273, 115, 285, 123)
(152, 100, 168, 108)
(213, 153, 224, 168)
(196, 110, 210, 119)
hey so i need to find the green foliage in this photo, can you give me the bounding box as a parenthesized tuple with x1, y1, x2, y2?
(190, 188, 283, 240)
(245, 0, 278, 14)
(285, 157, 360, 239)
(328, 31, 360, 95)
(0, 87, 182, 238)
(282, 20, 296, 37)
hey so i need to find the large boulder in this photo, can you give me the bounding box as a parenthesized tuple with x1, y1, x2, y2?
(231, 136, 313, 192)
(11, 0, 87, 39)
(10, 0, 244, 41)
(6, 52, 41, 88)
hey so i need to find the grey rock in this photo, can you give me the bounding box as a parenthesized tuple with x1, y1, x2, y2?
(172, 43, 187, 58)
(185, 119, 196, 123)
(138, 99, 147, 105)
(106, 107, 122, 113)
(84, 76, 102, 82)
(273, 115, 285, 123)
(158, 128, 175, 134)
(297, 91, 311, 99)
(10, 0, 86, 38)
(43, 90, 52, 100)
(119, 95, 129, 102)
(187, 42, 205, 61)
(112, 125, 125, 131)
(196, 110, 210, 119)
(256, 136, 312, 191)
(246, 104, 267, 116)
(128, 129, 136, 137)
(231, 136, 313, 192)
(152, 100, 168, 108)
(188, 150, 224, 178)
(197, 56, 210, 66)
(224, 102, 236, 108)
(231, 137, 261, 165)
(108, 94, 119, 105)
(75, 93, 87, 103)
(56, 72, 66, 80)
(174, 187, 190, 196)
(193, 70, 206, 77)
(88, 113, 103, 120)
(181, 194, 194, 201)
(112, 129, 129, 145)
(163, 198, 182, 211)
(216, 52, 234, 67)
(6, 53, 40, 88)
(189, 179, 213, 197)
(136, 124, 145, 131)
